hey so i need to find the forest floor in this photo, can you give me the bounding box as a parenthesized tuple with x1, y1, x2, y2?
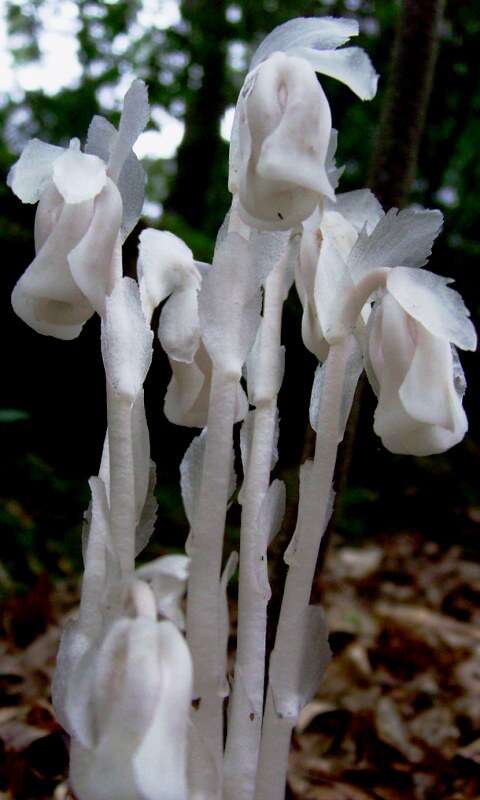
(1, 530, 479, 799)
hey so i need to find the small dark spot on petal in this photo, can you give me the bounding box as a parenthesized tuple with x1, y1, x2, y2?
(249, 712, 255, 721)
(277, 212, 284, 220)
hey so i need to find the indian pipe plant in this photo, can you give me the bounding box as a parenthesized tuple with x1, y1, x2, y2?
(7, 16, 476, 800)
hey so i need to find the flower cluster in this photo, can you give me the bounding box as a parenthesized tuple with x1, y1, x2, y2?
(7, 14, 476, 800)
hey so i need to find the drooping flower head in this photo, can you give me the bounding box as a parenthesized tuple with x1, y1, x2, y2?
(8, 81, 149, 339)
(229, 17, 378, 230)
(300, 192, 477, 456)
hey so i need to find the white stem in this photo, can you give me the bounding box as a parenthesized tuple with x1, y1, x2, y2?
(224, 266, 286, 800)
(105, 385, 136, 577)
(254, 337, 353, 800)
(186, 366, 239, 799)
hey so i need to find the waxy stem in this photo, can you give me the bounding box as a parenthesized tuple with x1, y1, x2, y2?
(106, 385, 136, 576)
(224, 262, 286, 800)
(186, 366, 239, 800)
(254, 336, 353, 800)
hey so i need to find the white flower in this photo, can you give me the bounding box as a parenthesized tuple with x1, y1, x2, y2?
(229, 17, 378, 231)
(365, 267, 476, 456)
(137, 227, 250, 427)
(299, 193, 476, 456)
(296, 187, 384, 360)
(69, 612, 192, 800)
(8, 81, 149, 339)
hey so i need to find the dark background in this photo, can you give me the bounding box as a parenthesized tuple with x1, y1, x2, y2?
(1, 2, 480, 798)
(0, 0, 479, 594)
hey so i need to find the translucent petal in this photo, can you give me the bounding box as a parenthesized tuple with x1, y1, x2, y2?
(387, 266, 477, 351)
(34, 183, 63, 251)
(85, 114, 144, 241)
(348, 207, 444, 281)
(12, 199, 95, 339)
(250, 17, 359, 69)
(335, 189, 384, 235)
(11, 281, 87, 340)
(295, 46, 378, 100)
(68, 179, 123, 315)
(136, 555, 190, 630)
(53, 148, 107, 204)
(132, 622, 192, 800)
(101, 277, 153, 401)
(158, 286, 201, 363)
(371, 294, 468, 455)
(85, 114, 115, 163)
(7, 138, 63, 203)
(164, 354, 210, 428)
(138, 228, 200, 322)
(108, 79, 149, 183)
(117, 150, 145, 241)
(238, 53, 333, 230)
(399, 322, 458, 431)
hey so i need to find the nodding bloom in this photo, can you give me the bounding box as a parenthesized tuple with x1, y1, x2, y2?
(229, 16, 378, 231)
(53, 469, 192, 800)
(364, 267, 476, 456)
(69, 601, 193, 800)
(299, 191, 476, 456)
(8, 80, 149, 339)
(137, 228, 249, 427)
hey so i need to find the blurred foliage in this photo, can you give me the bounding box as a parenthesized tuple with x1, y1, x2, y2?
(0, 0, 479, 594)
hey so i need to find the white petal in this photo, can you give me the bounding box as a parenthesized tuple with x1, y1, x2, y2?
(399, 322, 459, 430)
(164, 354, 210, 428)
(34, 183, 63, 251)
(108, 79, 149, 182)
(11, 281, 87, 340)
(348, 207, 444, 281)
(68, 179, 123, 315)
(159, 286, 201, 363)
(117, 150, 145, 241)
(239, 53, 334, 230)
(12, 199, 95, 339)
(138, 228, 200, 321)
(85, 114, 115, 162)
(132, 621, 192, 800)
(101, 277, 153, 401)
(53, 148, 107, 204)
(250, 17, 359, 69)
(136, 555, 190, 630)
(334, 189, 384, 235)
(85, 113, 146, 241)
(296, 46, 378, 100)
(7, 138, 63, 203)
(325, 128, 344, 191)
(386, 266, 477, 351)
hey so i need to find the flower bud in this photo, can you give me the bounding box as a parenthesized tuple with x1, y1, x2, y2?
(232, 52, 333, 230)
